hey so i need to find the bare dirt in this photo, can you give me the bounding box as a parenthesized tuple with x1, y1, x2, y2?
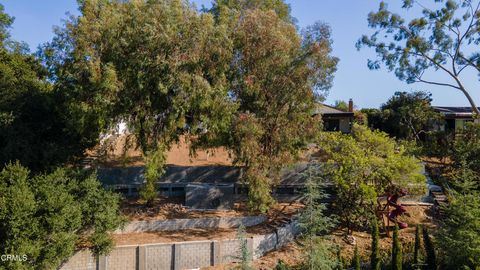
(114, 201, 304, 246)
(121, 198, 304, 222)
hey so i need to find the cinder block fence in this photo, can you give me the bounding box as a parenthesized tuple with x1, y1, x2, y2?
(59, 221, 299, 270)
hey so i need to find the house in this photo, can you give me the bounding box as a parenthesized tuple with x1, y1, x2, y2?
(432, 106, 479, 132)
(314, 99, 355, 133)
(93, 98, 349, 209)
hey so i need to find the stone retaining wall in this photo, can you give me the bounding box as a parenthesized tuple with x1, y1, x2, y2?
(115, 216, 266, 233)
(59, 221, 300, 270)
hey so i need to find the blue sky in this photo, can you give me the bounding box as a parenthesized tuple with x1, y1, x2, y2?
(2, 0, 479, 108)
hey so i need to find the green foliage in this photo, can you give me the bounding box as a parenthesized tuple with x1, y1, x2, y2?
(298, 163, 337, 270)
(0, 4, 96, 172)
(140, 147, 167, 205)
(42, 0, 238, 203)
(275, 260, 291, 270)
(422, 227, 437, 270)
(437, 166, 480, 269)
(371, 218, 381, 270)
(318, 124, 425, 231)
(452, 123, 480, 172)
(222, 7, 337, 212)
(380, 91, 440, 141)
(392, 224, 402, 270)
(210, 0, 294, 23)
(352, 245, 361, 270)
(0, 163, 124, 270)
(44, 0, 338, 211)
(358, 0, 480, 113)
(0, 3, 13, 46)
(413, 224, 422, 268)
(335, 247, 344, 270)
(334, 100, 349, 112)
(235, 224, 254, 270)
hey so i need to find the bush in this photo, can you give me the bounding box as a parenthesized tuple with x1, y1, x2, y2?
(0, 163, 124, 270)
(370, 218, 381, 270)
(413, 224, 422, 269)
(422, 227, 437, 270)
(391, 224, 402, 270)
(318, 124, 425, 232)
(352, 245, 361, 270)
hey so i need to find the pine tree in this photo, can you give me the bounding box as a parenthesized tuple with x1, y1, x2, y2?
(422, 227, 436, 270)
(352, 245, 361, 270)
(236, 224, 254, 270)
(413, 224, 422, 269)
(392, 224, 402, 270)
(298, 163, 337, 270)
(370, 218, 381, 270)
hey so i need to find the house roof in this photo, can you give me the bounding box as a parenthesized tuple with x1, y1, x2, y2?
(314, 103, 354, 117)
(433, 106, 480, 118)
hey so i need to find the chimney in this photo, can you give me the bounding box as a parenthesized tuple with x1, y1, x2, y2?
(348, 98, 353, 112)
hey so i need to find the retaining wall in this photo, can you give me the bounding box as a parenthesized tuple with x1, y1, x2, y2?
(59, 221, 299, 270)
(115, 216, 266, 233)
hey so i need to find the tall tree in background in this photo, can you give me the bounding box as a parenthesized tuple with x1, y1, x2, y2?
(42, 0, 234, 204)
(0, 4, 97, 172)
(334, 100, 349, 112)
(380, 91, 439, 141)
(358, 0, 480, 115)
(211, 3, 338, 211)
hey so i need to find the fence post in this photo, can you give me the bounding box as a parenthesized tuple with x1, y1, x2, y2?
(97, 255, 107, 270)
(138, 246, 146, 270)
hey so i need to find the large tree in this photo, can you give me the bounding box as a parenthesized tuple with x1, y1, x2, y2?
(358, 0, 480, 114)
(0, 4, 97, 172)
(380, 91, 440, 141)
(43, 0, 234, 204)
(212, 4, 338, 211)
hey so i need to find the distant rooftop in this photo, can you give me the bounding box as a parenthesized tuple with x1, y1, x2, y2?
(433, 106, 480, 117)
(314, 103, 354, 116)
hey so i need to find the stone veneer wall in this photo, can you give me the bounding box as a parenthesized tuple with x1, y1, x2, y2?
(59, 221, 300, 270)
(116, 216, 266, 233)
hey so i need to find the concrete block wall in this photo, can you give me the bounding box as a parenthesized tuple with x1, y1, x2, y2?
(59, 221, 299, 270)
(116, 216, 266, 233)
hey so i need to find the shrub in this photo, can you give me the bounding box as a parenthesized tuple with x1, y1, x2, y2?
(391, 224, 402, 270)
(422, 227, 437, 270)
(352, 245, 361, 270)
(370, 218, 381, 270)
(0, 163, 124, 270)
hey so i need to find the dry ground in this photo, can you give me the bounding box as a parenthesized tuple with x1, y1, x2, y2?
(113, 201, 304, 246)
(203, 204, 436, 270)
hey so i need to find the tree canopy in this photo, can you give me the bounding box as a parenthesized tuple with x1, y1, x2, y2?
(221, 7, 338, 211)
(358, 0, 480, 114)
(42, 0, 338, 210)
(379, 91, 439, 141)
(0, 3, 99, 172)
